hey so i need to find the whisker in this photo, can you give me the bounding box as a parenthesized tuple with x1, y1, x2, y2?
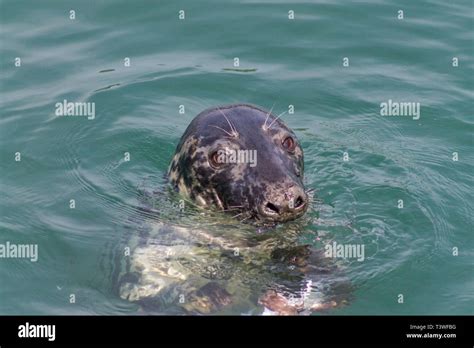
(263, 103, 275, 130)
(231, 212, 245, 219)
(267, 110, 287, 130)
(217, 108, 238, 136)
(220, 207, 243, 212)
(307, 192, 316, 200)
(213, 189, 224, 210)
(239, 214, 253, 223)
(209, 124, 233, 137)
(309, 199, 323, 205)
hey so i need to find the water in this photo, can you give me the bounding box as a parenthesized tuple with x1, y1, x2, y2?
(0, 0, 472, 315)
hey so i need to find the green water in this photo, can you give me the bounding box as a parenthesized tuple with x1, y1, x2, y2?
(0, 0, 472, 315)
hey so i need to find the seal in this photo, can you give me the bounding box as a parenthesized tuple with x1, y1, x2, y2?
(117, 104, 351, 315)
(168, 103, 308, 224)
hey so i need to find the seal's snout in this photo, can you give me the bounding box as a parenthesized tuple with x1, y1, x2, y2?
(259, 184, 308, 222)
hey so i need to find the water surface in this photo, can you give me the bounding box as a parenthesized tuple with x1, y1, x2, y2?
(0, 0, 472, 314)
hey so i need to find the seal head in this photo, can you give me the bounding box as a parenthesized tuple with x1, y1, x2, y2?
(168, 104, 308, 223)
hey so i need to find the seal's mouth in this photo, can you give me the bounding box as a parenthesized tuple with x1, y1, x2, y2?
(256, 198, 308, 223)
(252, 183, 309, 223)
(217, 194, 308, 225)
(262, 196, 306, 216)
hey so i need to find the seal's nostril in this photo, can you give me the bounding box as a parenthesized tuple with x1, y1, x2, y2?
(265, 202, 280, 214)
(294, 196, 304, 209)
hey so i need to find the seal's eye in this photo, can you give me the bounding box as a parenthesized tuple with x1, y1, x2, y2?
(282, 136, 296, 152)
(209, 150, 224, 168)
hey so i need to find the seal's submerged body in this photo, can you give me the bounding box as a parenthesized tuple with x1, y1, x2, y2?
(118, 104, 350, 314)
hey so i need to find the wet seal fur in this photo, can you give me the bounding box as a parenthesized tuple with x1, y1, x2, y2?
(118, 104, 351, 315)
(168, 104, 309, 224)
